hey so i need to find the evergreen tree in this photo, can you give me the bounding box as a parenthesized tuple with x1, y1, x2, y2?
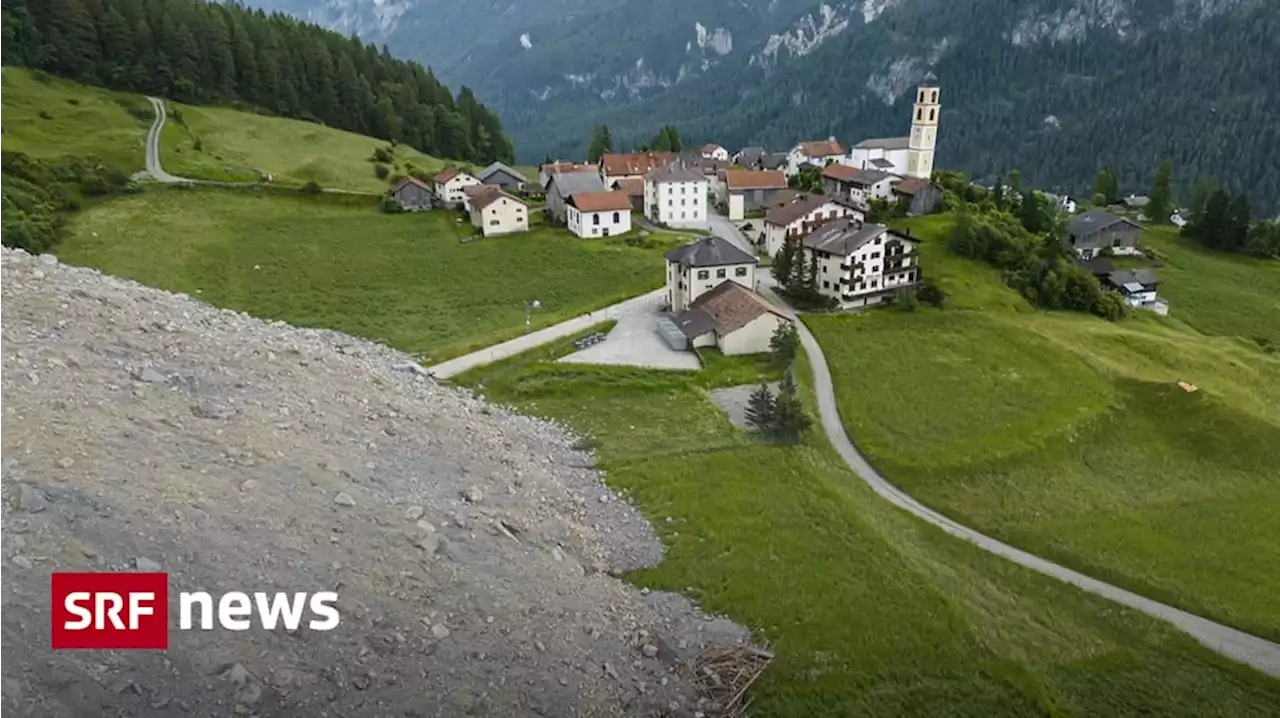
(587, 124, 613, 163)
(1093, 169, 1120, 205)
(772, 372, 811, 440)
(650, 124, 682, 152)
(1225, 194, 1252, 251)
(1147, 159, 1174, 223)
(1196, 189, 1231, 247)
(769, 322, 799, 367)
(744, 384, 777, 434)
(45, 0, 100, 80)
(1186, 176, 1219, 225)
(806, 250, 819, 290)
(772, 242, 795, 287)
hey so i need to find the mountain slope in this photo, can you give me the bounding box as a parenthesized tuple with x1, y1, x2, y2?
(243, 0, 1280, 212)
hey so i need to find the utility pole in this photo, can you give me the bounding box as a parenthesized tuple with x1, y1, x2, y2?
(524, 300, 541, 333)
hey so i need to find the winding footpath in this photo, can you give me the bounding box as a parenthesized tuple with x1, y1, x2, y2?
(794, 318, 1280, 678)
(144, 97, 194, 184)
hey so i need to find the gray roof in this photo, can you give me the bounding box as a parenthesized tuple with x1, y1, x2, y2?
(1107, 268, 1159, 289)
(480, 162, 527, 183)
(853, 136, 910, 151)
(920, 71, 939, 88)
(1066, 210, 1141, 238)
(800, 218, 893, 255)
(644, 163, 705, 183)
(664, 236, 757, 268)
(758, 153, 788, 170)
(869, 157, 896, 169)
(548, 171, 605, 197)
(1123, 195, 1150, 208)
(735, 147, 764, 164)
(671, 308, 717, 338)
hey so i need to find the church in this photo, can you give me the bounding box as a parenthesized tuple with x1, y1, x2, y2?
(845, 74, 940, 180)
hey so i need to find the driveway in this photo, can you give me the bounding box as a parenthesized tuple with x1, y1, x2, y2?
(559, 304, 700, 371)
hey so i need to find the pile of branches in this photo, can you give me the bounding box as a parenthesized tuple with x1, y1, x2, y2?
(686, 643, 774, 717)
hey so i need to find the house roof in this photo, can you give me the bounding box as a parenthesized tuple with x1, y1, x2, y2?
(479, 162, 528, 183)
(1123, 195, 1150, 208)
(601, 152, 675, 177)
(892, 177, 935, 197)
(735, 147, 764, 164)
(724, 169, 787, 192)
(699, 143, 723, 153)
(611, 177, 645, 197)
(1107, 268, 1159, 289)
(673, 281, 787, 338)
(764, 193, 853, 227)
(390, 177, 430, 193)
(759, 153, 788, 170)
(801, 218, 894, 255)
(821, 164, 893, 186)
(548, 171, 606, 197)
(644, 162, 705, 183)
(541, 161, 595, 174)
(664, 236, 757, 268)
(468, 185, 526, 211)
(796, 139, 846, 157)
(1076, 257, 1116, 276)
(1066, 210, 1141, 238)
(869, 157, 896, 170)
(568, 191, 632, 212)
(435, 167, 473, 184)
(920, 71, 940, 88)
(853, 136, 910, 151)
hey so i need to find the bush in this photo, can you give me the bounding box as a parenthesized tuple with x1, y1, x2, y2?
(66, 98, 80, 106)
(371, 147, 393, 164)
(389, 173, 407, 185)
(301, 181, 322, 194)
(895, 290, 921, 312)
(38, 110, 53, 120)
(374, 163, 390, 180)
(380, 196, 405, 214)
(1092, 292, 1130, 321)
(917, 280, 947, 307)
(193, 138, 204, 152)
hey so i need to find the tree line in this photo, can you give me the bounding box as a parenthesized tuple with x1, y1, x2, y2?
(1, 0, 513, 166)
(583, 123, 684, 163)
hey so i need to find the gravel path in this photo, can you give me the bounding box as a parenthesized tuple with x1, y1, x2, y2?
(2, 248, 749, 716)
(143, 97, 194, 184)
(793, 314, 1280, 678)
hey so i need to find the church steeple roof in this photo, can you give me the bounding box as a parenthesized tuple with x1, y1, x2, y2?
(920, 72, 939, 88)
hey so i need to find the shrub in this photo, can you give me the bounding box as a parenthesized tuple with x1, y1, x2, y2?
(389, 173, 407, 185)
(895, 290, 921, 312)
(374, 163, 390, 180)
(169, 107, 184, 124)
(38, 110, 53, 120)
(301, 181, 322, 194)
(380, 196, 405, 213)
(917, 280, 947, 307)
(371, 147, 393, 164)
(66, 98, 81, 106)
(193, 138, 204, 152)
(1092, 291, 1129, 321)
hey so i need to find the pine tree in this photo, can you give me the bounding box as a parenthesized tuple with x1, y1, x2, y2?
(1197, 189, 1230, 247)
(587, 124, 613, 163)
(769, 322, 799, 367)
(806, 250, 819, 290)
(46, 0, 100, 80)
(744, 383, 776, 434)
(771, 242, 794, 287)
(772, 372, 811, 440)
(1093, 169, 1120, 205)
(1224, 194, 1252, 252)
(1186, 176, 1219, 226)
(1147, 159, 1174, 223)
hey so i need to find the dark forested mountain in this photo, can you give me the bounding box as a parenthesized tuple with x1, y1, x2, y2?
(0, 0, 513, 164)
(243, 0, 1279, 213)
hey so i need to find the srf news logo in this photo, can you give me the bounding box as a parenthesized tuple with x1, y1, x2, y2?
(51, 573, 340, 650)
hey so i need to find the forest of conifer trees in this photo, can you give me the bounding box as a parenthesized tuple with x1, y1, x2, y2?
(1, 0, 513, 165)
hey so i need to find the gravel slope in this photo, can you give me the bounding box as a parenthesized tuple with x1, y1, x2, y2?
(1, 248, 748, 717)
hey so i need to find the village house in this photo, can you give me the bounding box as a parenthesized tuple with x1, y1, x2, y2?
(664, 280, 793, 356)
(546, 171, 607, 225)
(566, 191, 633, 238)
(644, 163, 709, 230)
(890, 177, 945, 216)
(539, 161, 596, 188)
(1104, 268, 1168, 315)
(433, 167, 481, 208)
(1066, 210, 1144, 259)
(388, 177, 433, 211)
(466, 185, 530, 237)
(698, 143, 730, 161)
(785, 138, 846, 177)
(609, 178, 646, 211)
(479, 162, 528, 190)
(600, 152, 676, 186)
(519, 182, 546, 200)
(801, 218, 922, 308)
(762, 193, 863, 258)
(733, 147, 765, 167)
(721, 169, 789, 220)
(663, 235, 757, 313)
(821, 165, 896, 207)
(846, 75, 940, 180)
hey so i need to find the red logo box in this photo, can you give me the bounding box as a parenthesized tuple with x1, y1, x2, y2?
(51, 573, 170, 650)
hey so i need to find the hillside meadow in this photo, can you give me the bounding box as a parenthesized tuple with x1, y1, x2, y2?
(57, 187, 678, 361)
(809, 212, 1280, 641)
(453, 327, 1280, 717)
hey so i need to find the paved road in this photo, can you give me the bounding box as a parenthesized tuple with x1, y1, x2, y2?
(427, 289, 667, 379)
(792, 315, 1280, 678)
(706, 211, 755, 255)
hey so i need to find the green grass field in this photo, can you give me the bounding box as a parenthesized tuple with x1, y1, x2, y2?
(810, 213, 1280, 641)
(456, 331, 1280, 717)
(1, 68, 150, 172)
(161, 101, 469, 192)
(57, 187, 680, 361)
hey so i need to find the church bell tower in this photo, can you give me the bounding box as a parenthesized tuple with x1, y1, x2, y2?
(906, 73, 940, 180)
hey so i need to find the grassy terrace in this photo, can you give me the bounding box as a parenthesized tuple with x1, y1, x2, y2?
(456, 328, 1280, 716)
(160, 101, 471, 192)
(58, 187, 681, 361)
(1, 68, 150, 172)
(810, 213, 1280, 641)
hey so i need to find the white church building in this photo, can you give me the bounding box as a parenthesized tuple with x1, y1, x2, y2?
(845, 74, 940, 181)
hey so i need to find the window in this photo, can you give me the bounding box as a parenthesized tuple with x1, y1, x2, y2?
(875, 237, 882, 245)
(1112, 237, 1122, 247)
(697, 270, 709, 280)
(823, 281, 830, 289)
(871, 252, 880, 259)
(489, 220, 499, 226)
(828, 210, 836, 219)
(871, 280, 878, 288)
(681, 212, 686, 219)
(593, 213, 600, 225)
(735, 267, 747, 277)
(918, 91, 925, 103)
(916, 108, 923, 120)
(716, 268, 726, 278)
(681, 199, 686, 206)
(821, 265, 828, 274)
(668, 199, 673, 207)
(931, 90, 938, 103)
(681, 185, 687, 194)
(929, 108, 936, 121)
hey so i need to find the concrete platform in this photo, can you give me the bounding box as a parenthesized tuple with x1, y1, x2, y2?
(559, 310, 701, 371)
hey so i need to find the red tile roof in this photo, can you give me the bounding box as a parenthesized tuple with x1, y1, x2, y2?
(568, 191, 632, 212)
(797, 139, 846, 158)
(724, 169, 787, 192)
(892, 177, 933, 196)
(611, 178, 645, 197)
(600, 152, 675, 177)
(470, 185, 526, 211)
(435, 167, 472, 184)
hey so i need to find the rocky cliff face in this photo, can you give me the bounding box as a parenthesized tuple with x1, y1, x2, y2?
(1, 248, 749, 716)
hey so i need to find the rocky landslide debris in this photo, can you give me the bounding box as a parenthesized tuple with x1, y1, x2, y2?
(0, 248, 749, 717)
